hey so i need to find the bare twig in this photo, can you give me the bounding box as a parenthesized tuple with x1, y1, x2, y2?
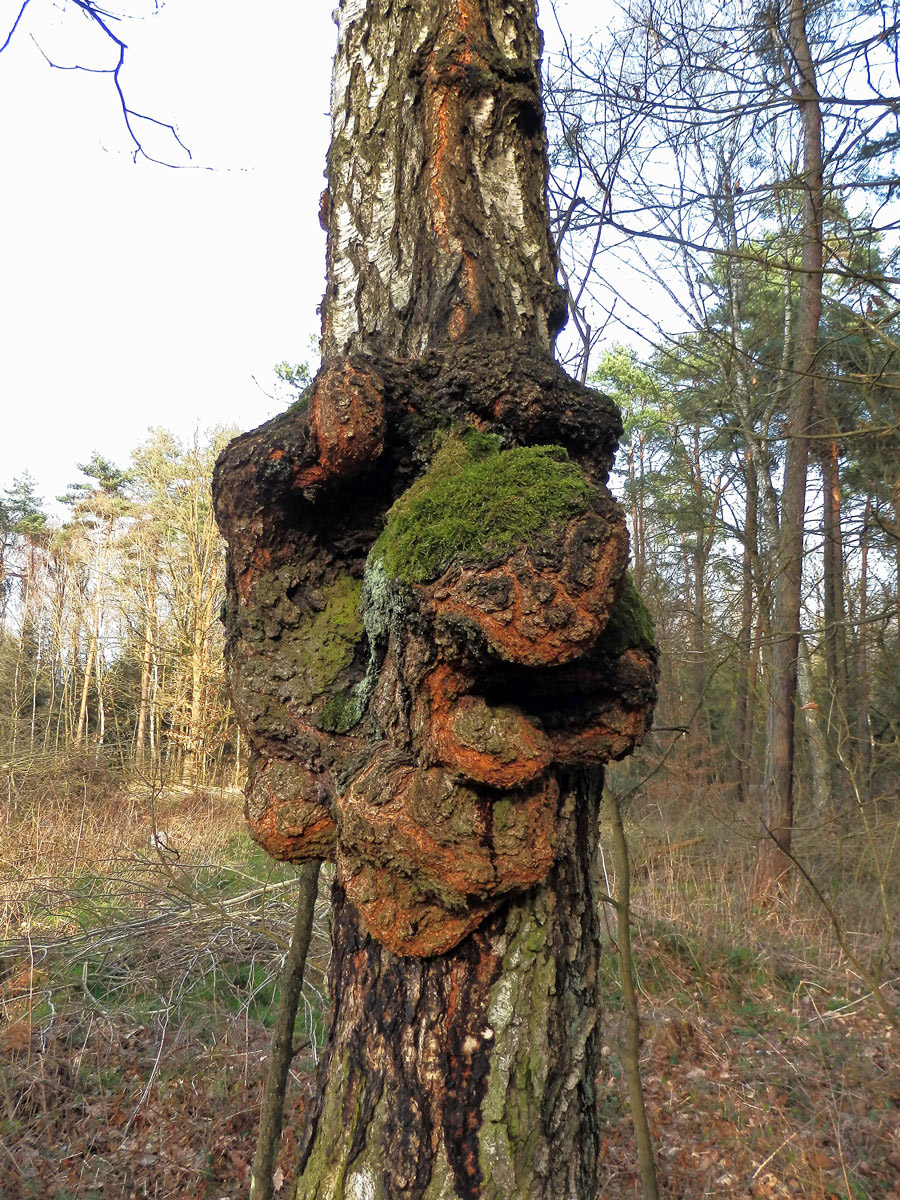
(2, 0, 193, 166)
(250, 860, 322, 1200)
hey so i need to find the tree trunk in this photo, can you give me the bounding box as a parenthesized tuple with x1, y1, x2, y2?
(296, 781, 603, 1199)
(214, 2, 656, 1195)
(798, 635, 831, 814)
(755, 0, 824, 895)
(136, 568, 156, 768)
(182, 631, 205, 787)
(74, 631, 97, 747)
(821, 437, 850, 795)
(690, 424, 708, 713)
(855, 495, 873, 789)
(734, 456, 758, 805)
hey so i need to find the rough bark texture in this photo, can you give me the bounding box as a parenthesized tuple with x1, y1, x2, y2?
(213, 1, 657, 1194)
(320, 0, 566, 359)
(295, 780, 604, 1200)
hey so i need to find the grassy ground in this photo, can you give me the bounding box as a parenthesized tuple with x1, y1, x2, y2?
(1, 762, 898, 1199)
(599, 762, 900, 1200)
(1, 776, 330, 1199)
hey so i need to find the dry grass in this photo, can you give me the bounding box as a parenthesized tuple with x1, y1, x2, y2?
(1, 748, 899, 1198)
(1, 761, 331, 1199)
(2, 761, 247, 944)
(594, 755, 900, 1199)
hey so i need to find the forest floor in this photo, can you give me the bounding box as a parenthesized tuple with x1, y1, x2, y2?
(1, 771, 898, 1199)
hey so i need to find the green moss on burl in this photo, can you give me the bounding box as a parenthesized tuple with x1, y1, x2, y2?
(372, 430, 595, 584)
(598, 573, 655, 656)
(317, 691, 362, 734)
(292, 575, 364, 708)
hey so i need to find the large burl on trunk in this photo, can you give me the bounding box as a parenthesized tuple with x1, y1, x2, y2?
(213, 2, 657, 1196)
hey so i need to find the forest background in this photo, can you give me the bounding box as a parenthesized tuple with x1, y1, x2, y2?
(1, 0, 900, 1196)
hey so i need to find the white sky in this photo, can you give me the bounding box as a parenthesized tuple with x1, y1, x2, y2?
(0, 0, 600, 511)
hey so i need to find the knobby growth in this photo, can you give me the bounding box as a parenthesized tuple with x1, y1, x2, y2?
(213, 0, 657, 1193)
(214, 352, 656, 957)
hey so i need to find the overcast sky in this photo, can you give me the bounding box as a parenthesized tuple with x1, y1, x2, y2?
(0, 0, 600, 511)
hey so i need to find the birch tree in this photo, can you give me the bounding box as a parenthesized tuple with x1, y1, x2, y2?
(213, 2, 657, 1194)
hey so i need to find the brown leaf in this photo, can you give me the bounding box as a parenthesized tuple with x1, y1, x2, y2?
(1, 1020, 32, 1052)
(806, 1148, 838, 1170)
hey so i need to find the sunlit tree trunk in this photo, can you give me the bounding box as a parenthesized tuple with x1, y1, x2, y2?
(756, 0, 824, 895)
(135, 571, 155, 769)
(74, 631, 97, 747)
(215, 2, 656, 1195)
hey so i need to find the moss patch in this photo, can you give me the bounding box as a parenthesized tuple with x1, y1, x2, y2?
(317, 691, 363, 735)
(294, 575, 364, 704)
(598, 573, 656, 656)
(372, 430, 595, 584)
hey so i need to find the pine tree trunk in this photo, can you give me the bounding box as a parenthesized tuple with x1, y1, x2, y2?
(855, 496, 873, 788)
(214, 2, 656, 1194)
(734, 456, 758, 805)
(756, 0, 824, 895)
(821, 437, 850, 795)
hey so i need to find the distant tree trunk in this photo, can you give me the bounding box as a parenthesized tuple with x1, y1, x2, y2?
(756, 0, 824, 895)
(798, 635, 831, 814)
(74, 631, 97, 747)
(627, 432, 647, 591)
(855, 496, 873, 788)
(734, 456, 758, 804)
(214, 2, 656, 1195)
(690, 424, 708, 711)
(821, 436, 850, 793)
(95, 634, 106, 757)
(135, 566, 156, 769)
(181, 633, 205, 787)
(136, 615, 154, 767)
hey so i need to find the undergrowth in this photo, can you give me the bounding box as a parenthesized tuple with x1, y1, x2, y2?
(2, 749, 898, 1198)
(1, 777, 331, 1198)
